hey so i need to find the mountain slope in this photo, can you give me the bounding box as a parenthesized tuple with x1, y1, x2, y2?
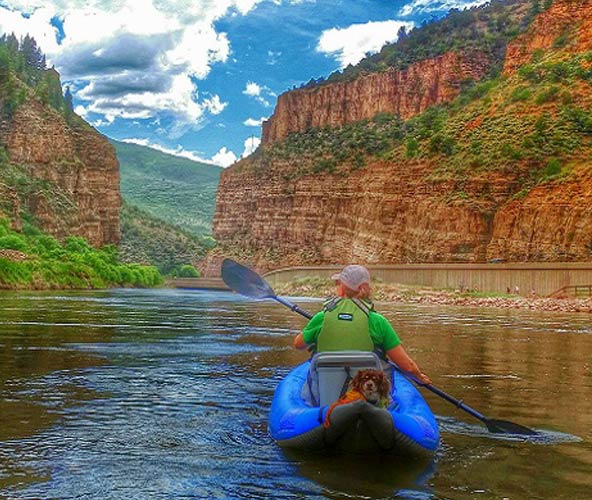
(113, 140, 222, 236)
(211, 0, 592, 270)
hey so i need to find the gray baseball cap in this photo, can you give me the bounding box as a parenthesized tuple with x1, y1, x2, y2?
(331, 265, 371, 291)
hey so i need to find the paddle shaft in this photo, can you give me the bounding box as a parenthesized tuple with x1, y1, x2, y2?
(274, 296, 313, 320)
(395, 368, 487, 421)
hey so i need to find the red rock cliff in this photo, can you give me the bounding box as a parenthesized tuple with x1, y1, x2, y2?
(2, 97, 120, 246)
(503, 0, 592, 75)
(262, 51, 491, 144)
(212, 0, 592, 270)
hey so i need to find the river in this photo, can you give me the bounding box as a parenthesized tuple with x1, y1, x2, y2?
(0, 289, 590, 499)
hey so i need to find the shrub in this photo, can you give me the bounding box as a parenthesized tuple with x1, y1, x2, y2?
(178, 264, 200, 278)
(511, 86, 531, 102)
(406, 137, 419, 158)
(429, 133, 456, 156)
(563, 106, 592, 135)
(535, 85, 560, 105)
(0, 234, 28, 252)
(544, 158, 562, 178)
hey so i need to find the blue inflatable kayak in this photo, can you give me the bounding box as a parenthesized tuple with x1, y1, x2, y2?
(269, 352, 439, 455)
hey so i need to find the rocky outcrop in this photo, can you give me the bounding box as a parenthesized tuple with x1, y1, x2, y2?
(262, 51, 491, 144)
(503, 0, 592, 75)
(213, 159, 523, 267)
(2, 97, 120, 246)
(488, 164, 592, 261)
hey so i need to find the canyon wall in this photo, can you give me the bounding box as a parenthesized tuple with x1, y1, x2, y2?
(1, 97, 120, 246)
(212, 0, 592, 271)
(503, 0, 592, 75)
(262, 51, 491, 144)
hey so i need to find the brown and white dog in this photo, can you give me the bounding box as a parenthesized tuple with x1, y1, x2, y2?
(324, 368, 392, 428)
(350, 369, 391, 406)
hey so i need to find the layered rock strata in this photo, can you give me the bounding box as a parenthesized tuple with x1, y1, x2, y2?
(2, 97, 120, 246)
(262, 51, 491, 144)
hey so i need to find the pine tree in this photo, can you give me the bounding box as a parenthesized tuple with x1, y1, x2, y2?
(64, 85, 73, 114)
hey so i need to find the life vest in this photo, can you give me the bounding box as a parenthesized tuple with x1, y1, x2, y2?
(317, 297, 374, 352)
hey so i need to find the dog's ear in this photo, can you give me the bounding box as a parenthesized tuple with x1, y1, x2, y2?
(378, 371, 390, 395)
(352, 370, 365, 391)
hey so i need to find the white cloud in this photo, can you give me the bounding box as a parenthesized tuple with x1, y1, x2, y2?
(242, 81, 274, 107)
(242, 136, 260, 156)
(399, 0, 489, 17)
(317, 19, 415, 68)
(0, 0, 265, 127)
(211, 146, 238, 167)
(202, 94, 227, 115)
(243, 81, 262, 97)
(267, 50, 281, 65)
(243, 116, 267, 127)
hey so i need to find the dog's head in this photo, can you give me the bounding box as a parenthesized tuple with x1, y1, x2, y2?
(351, 369, 390, 404)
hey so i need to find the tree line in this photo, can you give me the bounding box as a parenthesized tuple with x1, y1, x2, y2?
(0, 33, 73, 117)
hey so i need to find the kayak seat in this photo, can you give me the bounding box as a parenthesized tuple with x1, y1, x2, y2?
(305, 351, 383, 407)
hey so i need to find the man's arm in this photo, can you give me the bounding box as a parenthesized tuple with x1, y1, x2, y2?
(386, 345, 431, 385)
(293, 332, 308, 350)
(293, 311, 324, 350)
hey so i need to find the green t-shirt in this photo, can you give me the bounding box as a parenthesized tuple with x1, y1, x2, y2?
(302, 309, 402, 351)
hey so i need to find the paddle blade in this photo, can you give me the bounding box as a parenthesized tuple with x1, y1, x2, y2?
(221, 258, 276, 300)
(485, 418, 538, 436)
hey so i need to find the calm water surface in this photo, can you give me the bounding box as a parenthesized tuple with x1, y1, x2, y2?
(0, 289, 591, 499)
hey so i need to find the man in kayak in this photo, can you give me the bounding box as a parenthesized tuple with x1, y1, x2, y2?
(293, 264, 431, 385)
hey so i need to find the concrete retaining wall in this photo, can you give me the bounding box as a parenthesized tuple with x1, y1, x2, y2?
(263, 263, 592, 297)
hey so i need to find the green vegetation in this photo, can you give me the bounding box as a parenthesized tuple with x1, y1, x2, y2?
(119, 201, 215, 276)
(309, 0, 536, 87)
(113, 140, 222, 237)
(0, 33, 72, 118)
(260, 38, 592, 203)
(0, 218, 162, 289)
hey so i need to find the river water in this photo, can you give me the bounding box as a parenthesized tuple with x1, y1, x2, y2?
(0, 289, 590, 500)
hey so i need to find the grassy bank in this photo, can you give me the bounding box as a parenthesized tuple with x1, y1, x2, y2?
(0, 218, 162, 289)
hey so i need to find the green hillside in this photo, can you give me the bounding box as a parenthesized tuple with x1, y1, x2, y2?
(113, 139, 222, 236)
(119, 201, 215, 276)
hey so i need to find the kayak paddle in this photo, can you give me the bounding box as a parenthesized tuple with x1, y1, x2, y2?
(220, 258, 538, 436)
(221, 258, 313, 320)
(390, 364, 538, 435)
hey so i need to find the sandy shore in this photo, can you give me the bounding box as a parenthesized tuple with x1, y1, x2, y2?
(274, 281, 592, 314)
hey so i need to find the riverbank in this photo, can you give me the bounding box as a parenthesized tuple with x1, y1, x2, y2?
(273, 278, 592, 314)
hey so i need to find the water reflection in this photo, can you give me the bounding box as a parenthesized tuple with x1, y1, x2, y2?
(284, 449, 437, 499)
(0, 289, 591, 499)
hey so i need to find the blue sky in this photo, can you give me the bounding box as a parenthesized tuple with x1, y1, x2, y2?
(0, 0, 488, 166)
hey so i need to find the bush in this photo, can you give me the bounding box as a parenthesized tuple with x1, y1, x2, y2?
(0, 221, 163, 289)
(406, 137, 420, 158)
(563, 107, 592, 135)
(535, 86, 560, 105)
(544, 158, 562, 178)
(0, 234, 28, 252)
(511, 86, 531, 102)
(178, 264, 200, 278)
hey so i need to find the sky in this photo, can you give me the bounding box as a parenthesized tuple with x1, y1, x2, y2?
(0, 0, 489, 167)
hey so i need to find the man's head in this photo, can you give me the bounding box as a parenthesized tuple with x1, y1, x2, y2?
(331, 265, 371, 297)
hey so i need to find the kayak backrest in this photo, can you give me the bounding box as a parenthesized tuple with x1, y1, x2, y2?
(310, 351, 383, 406)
